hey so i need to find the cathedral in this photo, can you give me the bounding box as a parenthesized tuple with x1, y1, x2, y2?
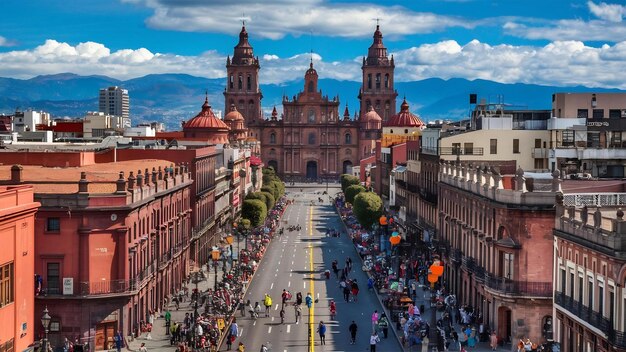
(223, 24, 397, 180)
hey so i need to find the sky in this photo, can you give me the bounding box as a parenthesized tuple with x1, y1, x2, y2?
(3, 0, 626, 88)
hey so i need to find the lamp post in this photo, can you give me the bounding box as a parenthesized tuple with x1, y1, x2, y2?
(41, 306, 51, 352)
(211, 247, 220, 291)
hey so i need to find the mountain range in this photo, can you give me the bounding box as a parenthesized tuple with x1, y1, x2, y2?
(1, 73, 623, 130)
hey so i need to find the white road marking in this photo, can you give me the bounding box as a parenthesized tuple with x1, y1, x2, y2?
(303, 282, 306, 289)
(275, 304, 279, 310)
(253, 321, 257, 326)
(275, 273, 278, 277)
(272, 317, 274, 321)
(288, 281, 291, 287)
(291, 261, 294, 265)
(286, 325, 291, 334)
(268, 326, 272, 334)
(289, 273, 292, 277)
(238, 328, 243, 337)
(270, 283, 274, 290)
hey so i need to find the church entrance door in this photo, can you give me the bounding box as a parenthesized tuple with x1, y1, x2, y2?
(306, 161, 318, 180)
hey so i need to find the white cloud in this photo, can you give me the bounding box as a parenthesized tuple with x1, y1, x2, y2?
(0, 35, 16, 47)
(7, 38, 626, 89)
(588, 1, 625, 22)
(128, 0, 474, 39)
(504, 18, 626, 42)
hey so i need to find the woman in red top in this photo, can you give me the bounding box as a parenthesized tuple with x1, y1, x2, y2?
(329, 300, 337, 320)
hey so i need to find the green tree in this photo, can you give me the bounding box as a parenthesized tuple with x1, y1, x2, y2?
(259, 191, 275, 210)
(340, 174, 360, 193)
(345, 184, 366, 204)
(242, 199, 267, 227)
(352, 192, 383, 229)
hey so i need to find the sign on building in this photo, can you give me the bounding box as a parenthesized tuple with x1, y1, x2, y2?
(63, 278, 74, 295)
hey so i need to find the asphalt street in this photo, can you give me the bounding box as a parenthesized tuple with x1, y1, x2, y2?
(228, 185, 402, 352)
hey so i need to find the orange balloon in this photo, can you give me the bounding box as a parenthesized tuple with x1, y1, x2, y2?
(389, 236, 401, 245)
(379, 216, 388, 225)
(430, 264, 444, 277)
(427, 273, 439, 283)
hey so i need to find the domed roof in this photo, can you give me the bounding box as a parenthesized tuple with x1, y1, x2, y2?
(385, 98, 425, 128)
(224, 104, 245, 121)
(363, 106, 382, 122)
(305, 61, 317, 76)
(184, 96, 230, 130)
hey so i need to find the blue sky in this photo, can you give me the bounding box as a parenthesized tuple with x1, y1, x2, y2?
(3, 0, 626, 88)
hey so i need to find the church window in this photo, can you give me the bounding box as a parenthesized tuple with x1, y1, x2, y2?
(367, 74, 372, 89)
(384, 74, 389, 88)
(376, 73, 381, 89)
(308, 81, 314, 93)
(238, 74, 243, 90)
(308, 133, 316, 145)
(247, 75, 251, 91)
(270, 133, 276, 144)
(345, 133, 352, 144)
(229, 75, 234, 89)
(376, 100, 381, 110)
(308, 110, 316, 123)
(385, 101, 390, 120)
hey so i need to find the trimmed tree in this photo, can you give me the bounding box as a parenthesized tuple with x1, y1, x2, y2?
(345, 184, 366, 204)
(242, 199, 267, 227)
(340, 174, 360, 193)
(259, 191, 276, 210)
(352, 192, 383, 229)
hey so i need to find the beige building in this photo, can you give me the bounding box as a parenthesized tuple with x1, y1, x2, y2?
(83, 112, 125, 138)
(549, 93, 626, 178)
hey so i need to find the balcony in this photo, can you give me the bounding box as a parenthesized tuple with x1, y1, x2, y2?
(554, 291, 614, 335)
(532, 148, 548, 159)
(484, 274, 552, 297)
(439, 147, 484, 156)
(79, 279, 135, 296)
(450, 248, 462, 263)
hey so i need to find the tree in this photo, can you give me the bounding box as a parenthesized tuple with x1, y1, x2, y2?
(340, 174, 360, 193)
(345, 184, 366, 204)
(353, 192, 383, 229)
(242, 199, 267, 227)
(259, 191, 275, 210)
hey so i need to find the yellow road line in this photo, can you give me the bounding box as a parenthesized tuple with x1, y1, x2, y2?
(308, 206, 315, 352)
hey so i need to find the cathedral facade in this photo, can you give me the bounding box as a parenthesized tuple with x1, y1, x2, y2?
(224, 24, 395, 179)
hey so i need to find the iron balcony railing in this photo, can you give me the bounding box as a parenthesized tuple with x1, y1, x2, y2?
(79, 279, 135, 295)
(484, 274, 552, 297)
(554, 291, 612, 333)
(450, 248, 463, 263)
(439, 147, 484, 156)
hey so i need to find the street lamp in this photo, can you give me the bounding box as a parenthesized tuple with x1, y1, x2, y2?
(211, 247, 221, 291)
(41, 306, 51, 352)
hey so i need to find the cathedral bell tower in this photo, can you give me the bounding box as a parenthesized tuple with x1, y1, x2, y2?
(358, 25, 397, 122)
(224, 25, 263, 126)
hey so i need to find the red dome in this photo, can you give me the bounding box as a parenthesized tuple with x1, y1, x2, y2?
(385, 99, 425, 128)
(363, 106, 382, 122)
(184, 97, 230, 130)
(224, 104, 245, 121)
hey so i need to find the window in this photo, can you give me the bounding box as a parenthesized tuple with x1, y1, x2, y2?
(513, 139, 520, 154)
(610, 132, 622, 148)
(587, 280, 593, 308)
(609, 109, 621, 119)
(562, 130, 574, 147)
(0, 262, 13, 307)
(464, 143, 474, 155)
(598, 285, 604, 316)
(47, 263, 60, 295)
(452, 143, 461, 155)
(578, 276, 583, 301)
(247, 75, 251, 91)
(345, 133, 352, 144)
(577, 109, 588, 118)
(367, 74, 372, 89)
(587, 132, 601, 148)
(269, 133, 276, 144)
(238, 74, 242, 90)
(308, 110, 315, 123)
(560, 269, 566, 293)
(490, 139, 497, 154)
(229, 75, 234, 89)
(308, 133, 316, 145)
(503, 253, 514, 280)
(569, 272, 575, 297)
(375, 73, 381, 89)
(308, 81, 314, 93)
(384, 74, 389, 88)
(592, 109, 604, 119)
(46, 218, 60, 232)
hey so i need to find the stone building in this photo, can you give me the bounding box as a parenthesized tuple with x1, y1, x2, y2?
(224, 24, 397, 179)
(438, 162, 558, 344)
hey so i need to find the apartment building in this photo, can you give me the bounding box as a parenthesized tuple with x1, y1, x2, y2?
(99, 86, 129, 120)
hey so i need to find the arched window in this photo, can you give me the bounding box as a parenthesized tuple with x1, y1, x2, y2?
(367, 74, 372, 89)
(345, 133, 352, 144)
(375, 100, 381, 110)
(384, 74, 389, 88)
(308, 81, 314, 93)
(229, 75, 234, 89)
(405, 129, 409, 134)
(247, 75, 251, 91)
(376, 73, 381, 89)
(308, 132, 316, 145)
(390, 129, 394, 134)
(269, 148, 276, 156)
(308, 109, 316, 123)
(270, 133, 276, 144)
(238, 74, 243, 90)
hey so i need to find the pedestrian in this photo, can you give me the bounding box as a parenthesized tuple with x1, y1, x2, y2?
(237, 342, 245, 352)
(345, 258, 350, 272)
(305, 293, 313, 309)
(281, 289, 288, 307)
(164, 310, 171, 335)
(227, 319, 238, 350)
(295, 303, 302, 323)
(371, 310, 379, 332)
(351, 279, 359, 302)
(349, 321, 358, 344)
(263, 293, 272, 317)
(317, 321, 326, 345)
(369, 331, 380, 352)
(139, 343, 147, 352)
(296, 292, 303, 306)
(348, 257, 353, 271)
(342, 282, 351, 302)
(329, 300, 337, 320)
(378, 313, 389, 338)
(114, 331, 123, 352)
(490, 331, 498, 351)
(280, 308, 285, 324)
(332, 260, 339, 278)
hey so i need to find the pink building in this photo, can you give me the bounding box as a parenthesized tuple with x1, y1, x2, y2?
(0, 161, 192, 351)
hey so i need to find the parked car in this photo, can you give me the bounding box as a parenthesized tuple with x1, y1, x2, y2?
(569, 173, 593, 180)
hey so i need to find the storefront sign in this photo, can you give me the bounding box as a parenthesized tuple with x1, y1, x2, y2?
(586, 118, 626, 131)
(63, 278, 73, 295)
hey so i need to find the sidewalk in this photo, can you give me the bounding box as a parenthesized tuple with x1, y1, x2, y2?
(126, 236, 247, 352)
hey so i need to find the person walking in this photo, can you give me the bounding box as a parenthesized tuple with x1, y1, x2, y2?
(296, 292, 303, 306)
(342, 282, 351, 302)
(279, 308, 285, 324)
(164, 310, 171, 335)
(263, 294, 272, 317)
(281, 289, 288, 307)
(227, 319, 238, 350)
(317, 321, 327, 345)
(489, 331, 498, 351)
(371, 310, 379, 332)
(349, 321, 358, 345)
(378, 313, 389, 338)
(295, 303, 302, 323)
(351, 279, 359, 303)
(139, 343, 147, 352)
(114, 331, 123, 352)
(305, 293, 313, 309)
(329, 300, 337, 320)
(332, 260, 339, 278)
(369, 331, 380, 352)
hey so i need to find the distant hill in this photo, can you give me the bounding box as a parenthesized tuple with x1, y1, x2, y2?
(0, 73, 623, 130)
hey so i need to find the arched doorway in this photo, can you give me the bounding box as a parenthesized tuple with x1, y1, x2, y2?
(343, 160, 353, 174)
(268, 160, 278, 173)
(497, 306, 512, 343)
(306, 161, 318, 180)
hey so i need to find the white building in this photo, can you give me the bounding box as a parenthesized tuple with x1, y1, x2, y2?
(124, 125, 156, 137)
(99, 86, 130, 120)
(13, 110, 51, 132)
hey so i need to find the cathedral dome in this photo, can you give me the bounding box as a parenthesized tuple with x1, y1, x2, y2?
(184, 96, 230, 130)
(363, 106, 382, 122)
(305, 61, 318, 77)
(385, 98, 425, 128)
(224, 104, 245, 121)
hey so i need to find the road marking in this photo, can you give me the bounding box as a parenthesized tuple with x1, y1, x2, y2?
(291, 261, 294, 265)
(289, 273, 292, 277)
(288, 281, 291, 288)
(287, 325, 291, 333)
(303, 282, 306, 289)
(275, 304, 279, 310)
(268, 326, 272, 334)
(270, 283, 274, 290)
(253, 321, 256, 326)
(308, 206, 315, 352)
(275, 273, 278, 277)
(239, 328, 243, 337)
